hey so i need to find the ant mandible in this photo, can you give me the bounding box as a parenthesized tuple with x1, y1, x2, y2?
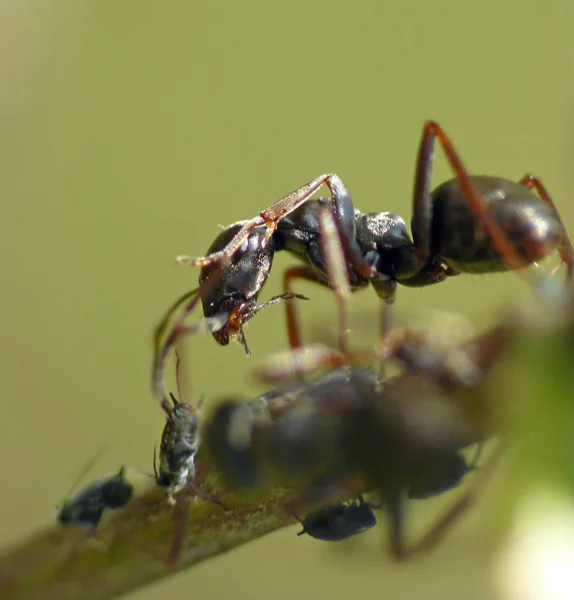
(174, 121, 574, 352)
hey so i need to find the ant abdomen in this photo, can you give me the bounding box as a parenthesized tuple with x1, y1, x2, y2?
(428, 175, 561, 274)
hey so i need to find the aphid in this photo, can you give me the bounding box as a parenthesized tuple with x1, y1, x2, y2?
(154, 345, 226, 511)
(175, 120, 574, 351)
(296, 494, 379, 542)
(57, 465, 133, 534)
(154, 391, 202, 506)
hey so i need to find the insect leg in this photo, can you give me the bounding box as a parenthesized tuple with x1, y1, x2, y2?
(518, 174, 574, 279)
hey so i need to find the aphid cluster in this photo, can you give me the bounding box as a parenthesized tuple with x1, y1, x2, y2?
(57, 120, 573, 567)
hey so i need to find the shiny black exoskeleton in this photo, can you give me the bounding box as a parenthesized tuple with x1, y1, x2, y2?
(296, 494, 379, 542)
(57, 466, 133, 533)
(199, 222, 275, 348)
(179, 121, 572, 350)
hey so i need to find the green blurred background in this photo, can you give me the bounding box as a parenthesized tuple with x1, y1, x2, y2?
(1, 2, 572, 599)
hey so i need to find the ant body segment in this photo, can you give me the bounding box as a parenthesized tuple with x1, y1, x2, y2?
(176, 121, 573, 351)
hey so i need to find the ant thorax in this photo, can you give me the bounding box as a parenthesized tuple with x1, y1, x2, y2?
(354, 211, 413, 252)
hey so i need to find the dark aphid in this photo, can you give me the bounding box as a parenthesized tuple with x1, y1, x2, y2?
(175, 120, 573, 351)
(57, 466, 133, 534)
(154, 391, 201, 505)
(296, 494, 379, 542)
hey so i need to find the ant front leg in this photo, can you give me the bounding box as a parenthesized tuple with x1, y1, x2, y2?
(176, 174, 354, 268)
(152, 260, 231, 404)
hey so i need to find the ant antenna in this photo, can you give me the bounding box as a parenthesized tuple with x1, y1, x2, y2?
(235, 292, 309, 357)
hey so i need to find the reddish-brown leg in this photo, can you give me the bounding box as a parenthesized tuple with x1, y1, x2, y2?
(411, 121, 538, 281)
(152, 260, 231, 405)
(518, 174, 574, 279)
(283, 266, 324, 349)
(152, 288, 199, 389)
(176, 174, 355, 267)
(317, 205, 353, 358)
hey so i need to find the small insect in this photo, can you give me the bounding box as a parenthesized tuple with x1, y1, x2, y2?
(296, 494, 380, 542)
(57, 465, 133, 534)
(154, 391, 202, 505)
(174, 120, 574, 352)
(154, 342, 227, 512)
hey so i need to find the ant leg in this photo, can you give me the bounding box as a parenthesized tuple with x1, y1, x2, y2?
(518, 174, 574, 279)
(152, 288, 199, 399)
(281, 203, 362, 355)
(388, 328, 484, 390)
(176, 173, 375, 279)
(152, 260, 231, 405)
(317, 205, 353, 359)
(410, 121, 540, 285)
(176, 174, 367, 269)
(252, 343, 353, 385)
(283, 266, 324, 349)
(384, 493, 409, 560)
(396, 441, 504, 561)
(252, 205, 363, 384)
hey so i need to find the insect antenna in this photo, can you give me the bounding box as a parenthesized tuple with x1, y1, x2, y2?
(58, 447, 107, 506)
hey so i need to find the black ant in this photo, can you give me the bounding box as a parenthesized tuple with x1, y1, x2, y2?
(174, 120, 574, 354)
